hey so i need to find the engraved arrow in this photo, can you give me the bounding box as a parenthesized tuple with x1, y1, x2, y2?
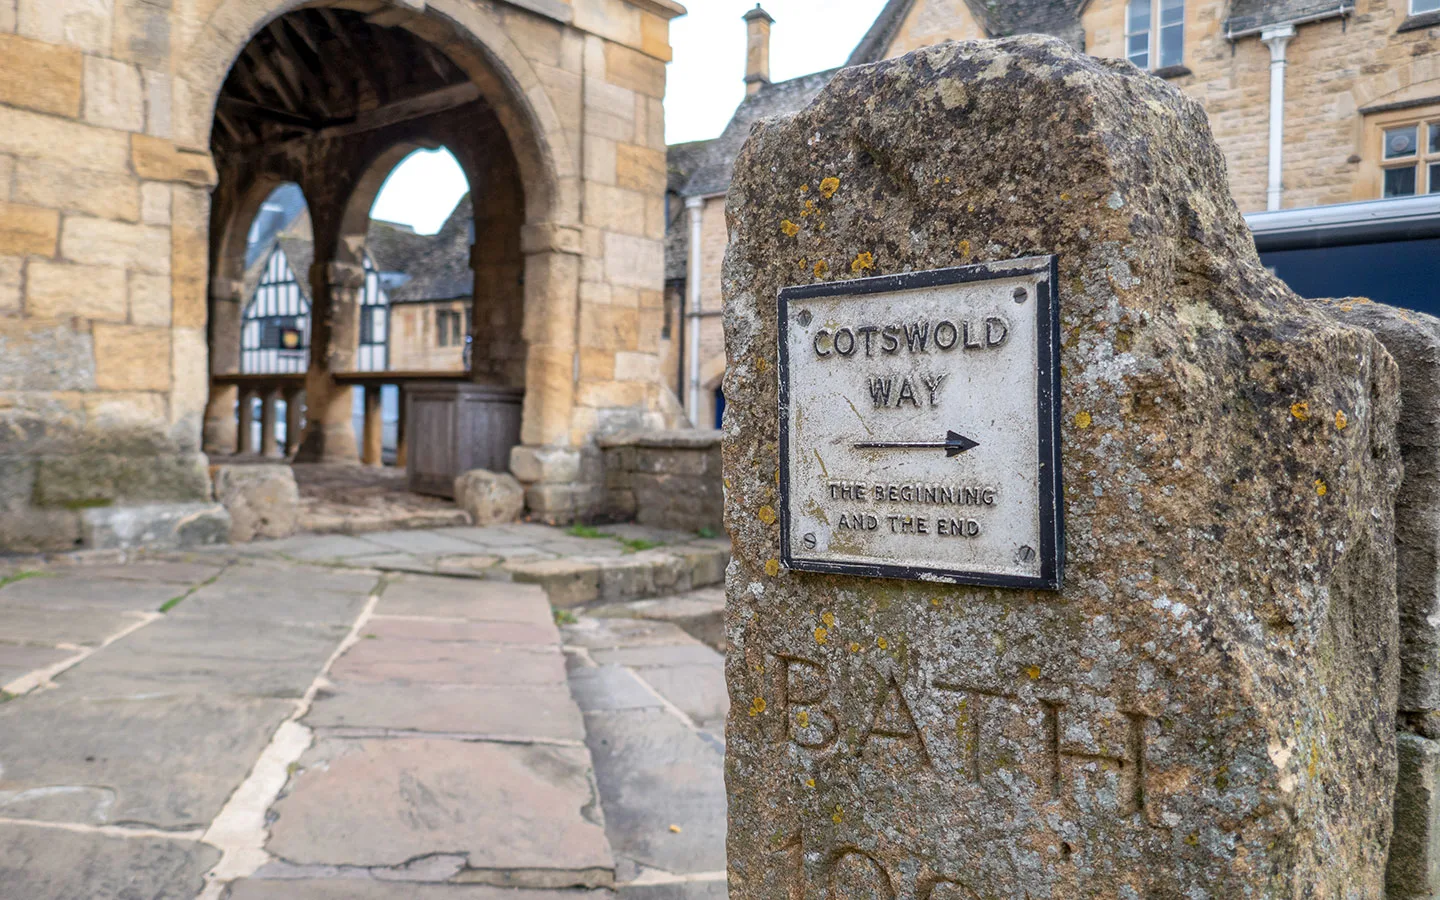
(854, 430, 980, 458)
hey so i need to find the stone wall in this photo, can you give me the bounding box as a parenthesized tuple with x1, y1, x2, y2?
(721, 37, 1402, 896)
(0, 0, 687, 549)
(599, 429, 722, 532)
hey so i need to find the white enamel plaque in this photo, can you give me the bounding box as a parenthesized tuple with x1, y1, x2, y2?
(778, 256, 1063, 589)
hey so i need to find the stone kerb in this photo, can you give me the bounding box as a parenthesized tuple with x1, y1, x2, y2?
(721, 36, 1402, 898)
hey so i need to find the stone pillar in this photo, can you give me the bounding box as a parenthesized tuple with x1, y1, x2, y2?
(514, 222, 585, 523)
(362, 384, 384, 467)
(204, 384, 239, 456)
(294, 261, 361, 464)
(720, 37, 1401, 898)
(260, 389, 280, 458)
(283, 387, 305, 456)
(236, 389, 255, 455)
(395, 389, 409, 468)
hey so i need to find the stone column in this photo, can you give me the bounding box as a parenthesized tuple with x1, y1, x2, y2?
(513, 222, 584, 523)
(260, 389, 280, 458)
(362, 384, 384, 467)
(283, 387, 305, 456)
(236, 389, 255, 455)
(204, 384, 239, 456)
(720, 36, 1401, 898)
(294, 261, 362, 464)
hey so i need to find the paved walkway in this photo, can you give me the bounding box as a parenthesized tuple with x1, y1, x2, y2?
(0, 524, 728, 900)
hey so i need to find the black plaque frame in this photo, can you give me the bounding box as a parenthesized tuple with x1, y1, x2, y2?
(777, 256, 1064, 590)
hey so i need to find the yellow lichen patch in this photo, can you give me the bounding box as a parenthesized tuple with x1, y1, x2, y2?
(821, 611, 835, 627)
(796, 710, 810, 728)
(757, 357, 769, 373)
(1290, 401, 1310, 421)
(1060, 192, 1071, 202)
(813, 260, 829, 278)
(800, 184, 810, 193)
(669, 824, 682, 833)
(819, 177, 841, 199)
(764, 558, 780, 577)
(849, 641, 861, 653)
(850, 251, 875, 275)
(1315, 479, 1328, 497)
(1074, 411, 1092, 429)
(805, 777, 816, 788)
(781, 219, 800, 237)
(757, 505, 777, 525)
(799, 258, 808, 270)
(814, 626, 828, 645)
(748, 697, 767, 717)
(1025, 665, 1041, 680)
(1335, 410, 1348, 430)
(957, 239, 971, 260)
(831, 806, 844, 824)
(876, 636, 889, 650)
(800, 199, 818, 218)
(930, 598, 940, 607)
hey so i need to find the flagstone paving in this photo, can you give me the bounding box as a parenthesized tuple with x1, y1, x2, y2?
(0, 523, 731, 899)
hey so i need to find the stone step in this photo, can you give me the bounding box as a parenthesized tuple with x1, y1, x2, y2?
(582, 587, 726, 652)
(507, 544, 729, 609)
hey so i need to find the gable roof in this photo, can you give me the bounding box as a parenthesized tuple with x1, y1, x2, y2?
(388, 195, 475, 304)
(848, 0, 1084, 66)
(679, 67, 839, 199)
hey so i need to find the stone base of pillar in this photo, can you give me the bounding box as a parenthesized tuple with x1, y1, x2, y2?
(203, 385, 239, 456)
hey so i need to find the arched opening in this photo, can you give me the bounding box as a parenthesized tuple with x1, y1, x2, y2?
(202, 4, 555, 511)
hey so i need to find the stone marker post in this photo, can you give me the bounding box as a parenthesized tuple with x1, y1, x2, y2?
(721, 36, 1402, 898)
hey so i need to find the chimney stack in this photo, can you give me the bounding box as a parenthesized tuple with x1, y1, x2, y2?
(743, 4, 774, 96)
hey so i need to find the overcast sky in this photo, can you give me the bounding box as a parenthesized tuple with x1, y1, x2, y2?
(369, 1, 889, 233)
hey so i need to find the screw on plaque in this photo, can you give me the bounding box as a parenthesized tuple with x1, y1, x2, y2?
(1017, 545, 1037, 563)
(796, 309, 813, 327)
(803, 533, 818, 550)
(1012, 286, 1028, 304)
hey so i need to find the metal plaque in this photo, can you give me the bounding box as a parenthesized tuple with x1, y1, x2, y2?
(778, 256, 1063, 589)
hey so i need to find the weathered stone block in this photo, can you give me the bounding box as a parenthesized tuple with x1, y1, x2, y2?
(34, 451, 209, 507)
(0, 106, 131, 172)
(510, 445, 581, 484)
(13, 158, 140, 222)
(60, 216, 169, 272)
(603, 40, 666, 98)
(0, 33, 82, 116)
(454, 468, 524, 526)
(0, 199, 59, 256)
(211, 464, 299, 542)
(82, 54, 143, 132)
(16, 0, 112, 53)
(80, 501, 229, 549)
(615, 143, 667, 194)
(0, 319, 95, 391)
(25, 260, 127, 321)
(722, 37, 1400, 898)
(1323, 299, 1440, 714)
(92, 323, 170, 391)
(509, 557, 600, 607)
(139, 182, 170, 225)
(0, 255, 20, 314)
(129, 134, 216, 186)
(128, 270, 171, 325)
(1389, 733, 1440, 898)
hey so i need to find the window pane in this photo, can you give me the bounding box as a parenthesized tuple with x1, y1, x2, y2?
(1385, 166, 1418, 198)
(1385, 125, 1419, 159)
(1414, 0, 1440, 14)
(1160, 0, 1184, 27)
(1127, 0, 1152, 31)
(1159, 23, 1184, 67)
(1127, 35, 1149, 68)
(1430, 123, 1440, 155)
(1430, 163, 1440, 194)
(371, 307, 386, 343)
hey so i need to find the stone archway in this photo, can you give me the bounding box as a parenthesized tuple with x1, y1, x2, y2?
(189, 0, 584, 469)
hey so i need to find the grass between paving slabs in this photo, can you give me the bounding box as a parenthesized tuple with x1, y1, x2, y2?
(565, 524, 664, 554)
(553, 608, 578, 625)
(0, 570, 50, 590)
(158, 565, 229, 613)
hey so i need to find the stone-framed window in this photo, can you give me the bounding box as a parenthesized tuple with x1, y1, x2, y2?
(436, 309, 464, 347)
(1413, 0, 1439, 16)
(1368, 110, 1440, 198)
(1126, 0, 1184, 70)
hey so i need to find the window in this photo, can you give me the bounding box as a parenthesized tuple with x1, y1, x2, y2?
(1415, 0, 1440, 15)
(1380, 119, 1440, 198)
(436, 309, 463, 347)
(1126, 0, 1184, 70)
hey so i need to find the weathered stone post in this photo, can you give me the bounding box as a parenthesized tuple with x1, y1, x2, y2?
(721, 37, 1402, 897)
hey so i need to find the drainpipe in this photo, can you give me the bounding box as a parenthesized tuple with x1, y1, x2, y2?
(1261, 24, 1295, 211)
(685, 196, 705, 426)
